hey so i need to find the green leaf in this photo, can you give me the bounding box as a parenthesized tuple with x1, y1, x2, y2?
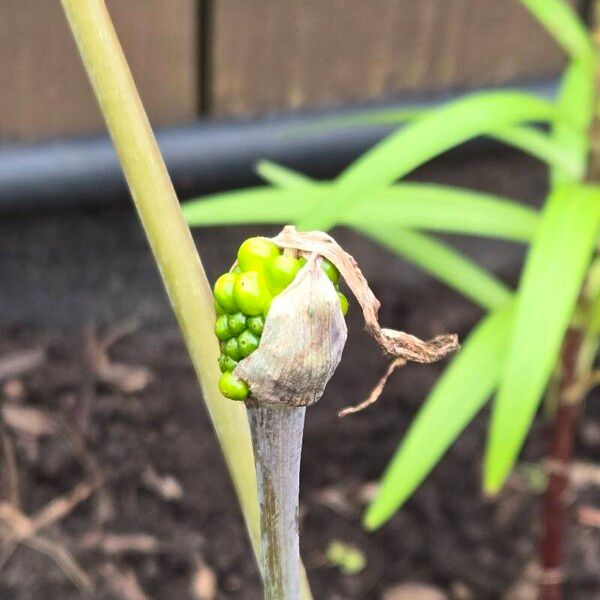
(299, 108, 577, 175)
(182, 186, 320, 226)
(520, 0, 594, 62)
(298, 92, 555, 230)
(352, 184, 538, 243)
(484, 184, 600, 493)
(551, 60, 595, 185)
(256, 160, 539, 242)
(364, 305, 514, 530)
(255, 160, 520, 310)
(490, 125, 583, 180)
(256, 159, 312, 188)
(183, 181, 539, 244)
(359, 226, 513, 311)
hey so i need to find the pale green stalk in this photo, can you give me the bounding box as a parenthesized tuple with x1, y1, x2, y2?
(60, 1, 311, 597)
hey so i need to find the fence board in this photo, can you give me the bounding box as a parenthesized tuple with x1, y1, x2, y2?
(0, 0, 198, 141)
(211, 0, 582, 116)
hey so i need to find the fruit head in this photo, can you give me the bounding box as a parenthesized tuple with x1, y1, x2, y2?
(214, 236, 349, 403)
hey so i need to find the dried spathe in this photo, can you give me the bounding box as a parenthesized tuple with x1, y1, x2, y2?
(248, 226, 459, 413)
(215, 226, 458, 413)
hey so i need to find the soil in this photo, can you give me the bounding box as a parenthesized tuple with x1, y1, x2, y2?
(0, 148, 598, 599)
(0, 317, 599, 600)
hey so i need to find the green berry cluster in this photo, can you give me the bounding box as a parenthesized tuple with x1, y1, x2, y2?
(214, 237, 349, 401)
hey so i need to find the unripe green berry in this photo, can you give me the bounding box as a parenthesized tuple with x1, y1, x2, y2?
(266, 255, 302, 294)
(223, 337, 242, 361)
(237, 237, 280, 272)
(234, 271, 271, 316)
(218, 354, 238, 373)
(321, 258, 340, 284)
(219, 372, 249, 401)
(215, 301, 227, 316)
(338, 292, 349, 316)
(214, 315, 232, 341)
(247, 315, 264, 336)
(238, 330, 260, 358)
(231, 265, 242, 274)
(298, 256, 340, 285)
(228, 312, 247, 336)
(214, 272, 238, 313)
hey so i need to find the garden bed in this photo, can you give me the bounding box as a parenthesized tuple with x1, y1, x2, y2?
(1, 149, 599, 599)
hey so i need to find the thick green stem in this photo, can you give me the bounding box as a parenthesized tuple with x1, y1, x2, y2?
(59, 1, 312, 597)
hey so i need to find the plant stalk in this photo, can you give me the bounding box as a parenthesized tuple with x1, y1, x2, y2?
(248, 405, 305, 600)
(538, 329, 582, 600)
(539, 256, 599, 600)
(59, 1, 313, 597)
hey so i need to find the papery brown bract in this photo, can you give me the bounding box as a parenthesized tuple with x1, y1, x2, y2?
(235, 254, 347, 408)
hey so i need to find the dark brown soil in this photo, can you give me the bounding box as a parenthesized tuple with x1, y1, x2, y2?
(0, 316, 598, 600)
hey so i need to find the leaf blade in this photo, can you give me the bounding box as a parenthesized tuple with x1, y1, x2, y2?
(484, 183, 600, 493)
(351, 184, 538, 243)
(182, 186, 316, 226)
(490, 125, 583, 180)
(256, 160, 539, 242)
(183, 180, 539, 244)
(520, 0, 594, 62)
(551, 60, 596, 185)
(299, 92, 555, 230)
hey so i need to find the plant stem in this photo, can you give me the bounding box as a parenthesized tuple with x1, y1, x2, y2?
(538, 329, 582, 600)
(59, 2, 314, 597)
(248, 405, 305, 600)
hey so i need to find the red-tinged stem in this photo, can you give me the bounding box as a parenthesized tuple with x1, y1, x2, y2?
(538, 329, 582, 600)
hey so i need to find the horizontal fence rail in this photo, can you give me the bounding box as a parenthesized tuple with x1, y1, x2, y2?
(0, 0, 583, 142)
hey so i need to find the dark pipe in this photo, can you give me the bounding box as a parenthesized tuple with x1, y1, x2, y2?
(0, 80, 558, 212)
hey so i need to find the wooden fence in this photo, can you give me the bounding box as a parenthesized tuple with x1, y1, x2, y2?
(0, 0, 583, 142)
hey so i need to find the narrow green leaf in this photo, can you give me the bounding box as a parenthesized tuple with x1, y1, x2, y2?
(359, 226, 513, 311)
(256, 160, 519, 310)
(353, 184, 538, 243)
(484, 184, 600, 493)
(299, 107, 577, 175)
(364, 305, 514, 530)
(256, 160, 539, 242)
(183, 181, 539, 244)
(294, 101, 576, 174)
(551, 60, 596, 185)
(298, 92, 555, 230)
(520, 0, 594, 62)
(490, 125, 583, 180)
(182, 186, 313, 226)
(256, 160, 314, 187)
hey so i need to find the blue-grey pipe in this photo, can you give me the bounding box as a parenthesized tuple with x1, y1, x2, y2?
(0, 80, 557, 212)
